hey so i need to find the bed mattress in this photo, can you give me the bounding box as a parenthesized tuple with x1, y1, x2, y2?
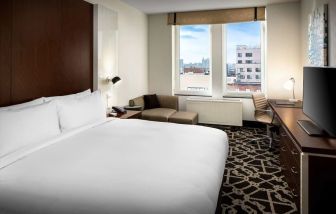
(0, 119, 228, 214)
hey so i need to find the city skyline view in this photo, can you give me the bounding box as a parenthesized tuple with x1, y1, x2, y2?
(179, 22, 261, 64)
(178, 22, 263, 93)
(226, 22, 261, 64)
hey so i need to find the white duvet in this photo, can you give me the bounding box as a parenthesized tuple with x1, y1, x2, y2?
(0, 119, 228, 214)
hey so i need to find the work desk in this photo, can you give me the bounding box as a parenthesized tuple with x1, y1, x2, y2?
(268, 100, 336, 214)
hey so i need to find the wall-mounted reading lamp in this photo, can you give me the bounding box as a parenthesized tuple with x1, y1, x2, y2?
(107, 76, 121, 85)
(105, 76, 121, 110)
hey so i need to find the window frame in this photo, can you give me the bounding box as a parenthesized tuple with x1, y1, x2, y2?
(174, 25, 212, 96)
(222, 21, 266, 98)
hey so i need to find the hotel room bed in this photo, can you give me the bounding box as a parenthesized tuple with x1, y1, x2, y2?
(0, 118, 228, 214)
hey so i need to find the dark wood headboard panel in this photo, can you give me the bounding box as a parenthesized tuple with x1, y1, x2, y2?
(0, 0, 93, 107)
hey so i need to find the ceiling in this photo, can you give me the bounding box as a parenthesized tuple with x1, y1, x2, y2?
(121, 0, 299, 14)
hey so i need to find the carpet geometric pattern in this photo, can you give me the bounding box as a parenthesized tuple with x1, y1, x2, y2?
(206, 125, 299, 214)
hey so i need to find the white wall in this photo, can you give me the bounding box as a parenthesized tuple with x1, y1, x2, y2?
(148, 14, 173, 95)
(266, 2, 302, 100)
(86, 0, 148, 106)
(148, 2, 302, 121)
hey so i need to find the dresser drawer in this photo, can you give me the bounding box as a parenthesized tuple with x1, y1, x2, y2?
(280, 127, 300, 164)
(283, 134, 300, 165)
(279, 126, 301, 211)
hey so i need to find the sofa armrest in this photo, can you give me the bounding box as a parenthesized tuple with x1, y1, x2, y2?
(129, 96, 144, 110)
(157, 95, 178, 111)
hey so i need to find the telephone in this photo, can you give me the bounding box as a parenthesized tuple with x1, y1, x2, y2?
(112, 106, 127, 114)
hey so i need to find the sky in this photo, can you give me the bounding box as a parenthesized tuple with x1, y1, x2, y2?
(180, 22, 261, 64)
(180, 25, 210, 64)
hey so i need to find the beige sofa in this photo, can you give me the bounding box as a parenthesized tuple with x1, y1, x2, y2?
(129, 95, 178, 122)
(129, 95, 198, 124)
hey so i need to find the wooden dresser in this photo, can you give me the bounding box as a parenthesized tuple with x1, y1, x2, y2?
(269, 101, 336, 214)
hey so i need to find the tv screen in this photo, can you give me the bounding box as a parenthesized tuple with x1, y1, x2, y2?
(303, 67, 336, 137)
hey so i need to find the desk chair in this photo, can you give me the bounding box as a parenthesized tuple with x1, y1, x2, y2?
(252, 93, 279, 148)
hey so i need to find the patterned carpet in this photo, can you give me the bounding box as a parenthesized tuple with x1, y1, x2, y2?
(204, 125, 299, 214)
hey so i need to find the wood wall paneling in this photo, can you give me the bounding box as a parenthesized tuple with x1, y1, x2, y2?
(0, 0, 93, 105)
(59, 0, 93, 96)
(12, 0, 62, 104)
(0, 0, 12, 107)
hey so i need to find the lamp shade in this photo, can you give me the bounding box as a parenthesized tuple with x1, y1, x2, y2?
(283, 77, 295, 90)
(283, 77, 297, 101)
(111, 76, 121, 85)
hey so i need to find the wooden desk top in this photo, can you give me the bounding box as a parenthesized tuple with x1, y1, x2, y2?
(269, 100, 336, 155)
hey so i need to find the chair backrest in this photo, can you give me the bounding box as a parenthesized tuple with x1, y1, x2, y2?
(252, 93, 268, 110)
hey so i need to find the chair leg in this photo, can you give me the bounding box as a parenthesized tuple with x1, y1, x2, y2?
(267, 125, 273, 148)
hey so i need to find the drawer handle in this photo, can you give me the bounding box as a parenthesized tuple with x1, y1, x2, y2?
(291, 166, 298, 174)
(280, 133, 287, 137)
(291, 189, 299, 197)
(281, 146, 286, 152)
(291, 149, 298, 155)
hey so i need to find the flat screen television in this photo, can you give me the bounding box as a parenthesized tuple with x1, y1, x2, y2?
(298, 67, 336, 137)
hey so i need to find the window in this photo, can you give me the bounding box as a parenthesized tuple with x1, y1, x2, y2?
(238, 53, 242, 57)
(175, 25, 211, 95)
(224, 21, 264, 95)
(240, 68, 244, 72)
(227, 64, 236, 77)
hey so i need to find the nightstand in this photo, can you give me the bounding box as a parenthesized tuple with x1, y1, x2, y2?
(109, 110, 141, 119)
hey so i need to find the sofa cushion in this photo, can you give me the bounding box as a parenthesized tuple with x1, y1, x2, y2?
(144, 94, 160, 110)
(157, 95, 178, 110)
(169, 111, 198, 125)
(142, 108, 176, 122)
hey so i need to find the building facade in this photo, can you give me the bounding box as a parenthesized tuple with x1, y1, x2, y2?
(235, 45, 261, 85)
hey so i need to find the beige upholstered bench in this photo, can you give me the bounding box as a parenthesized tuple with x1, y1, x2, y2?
(168, 111, 198, 125)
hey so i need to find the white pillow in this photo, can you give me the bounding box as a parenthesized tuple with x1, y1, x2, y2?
(0, 98, 44, 111)
(56, 91, 106, 131)
(44, 89, 91, 102)
(0, 101, 61, 158)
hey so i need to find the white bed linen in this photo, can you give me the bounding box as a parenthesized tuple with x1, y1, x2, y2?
(0, 119, 228, 214)
(0, 98, 44, 111)
(0, 101, 60, 158)
(56, 90, 106, 131)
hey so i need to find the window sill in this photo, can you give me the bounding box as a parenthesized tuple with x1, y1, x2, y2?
(174, 93, 212, 97)
(223, 94, 252, 99)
